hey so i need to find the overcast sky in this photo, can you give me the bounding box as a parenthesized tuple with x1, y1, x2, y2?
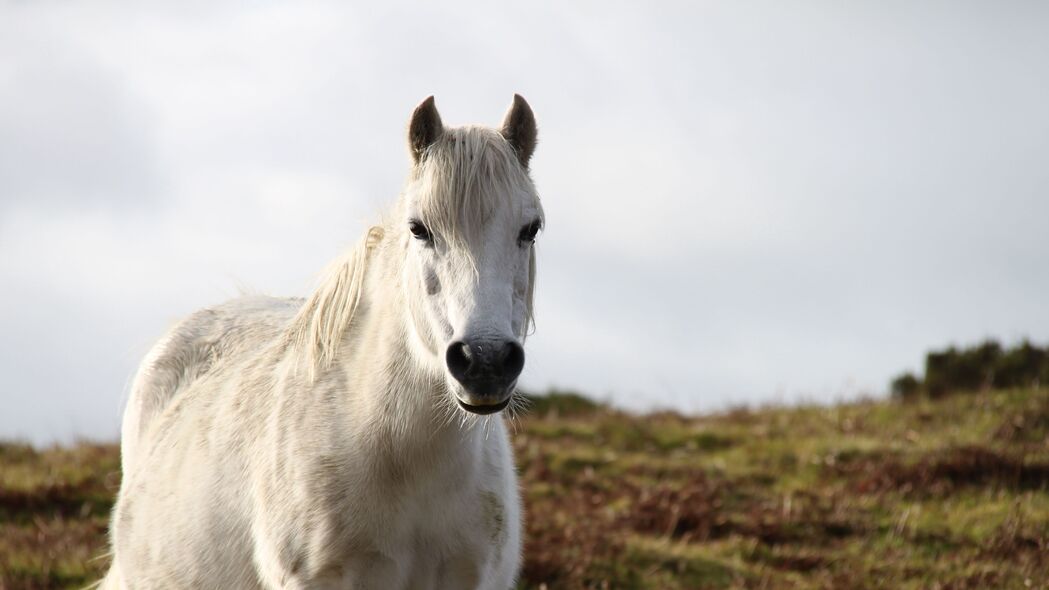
(2, 2, 1047, 444)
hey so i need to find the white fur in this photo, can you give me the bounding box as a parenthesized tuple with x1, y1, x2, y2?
(100, 97, 543, 589)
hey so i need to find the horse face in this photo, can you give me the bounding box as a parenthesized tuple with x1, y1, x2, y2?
(402, 96, 541, 414)
(403, 202, 540, 414)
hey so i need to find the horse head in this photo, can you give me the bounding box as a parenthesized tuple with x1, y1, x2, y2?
(400, 95, 543, 414)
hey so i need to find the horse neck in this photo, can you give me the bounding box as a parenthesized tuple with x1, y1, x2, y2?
(344, 242, 482, 453)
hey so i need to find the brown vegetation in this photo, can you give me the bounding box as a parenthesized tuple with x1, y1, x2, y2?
(2, 389, 1048, 589)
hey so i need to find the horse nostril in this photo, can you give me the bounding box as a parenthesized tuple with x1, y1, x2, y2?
(502, 341, 525, 382)
(446, 341, 473, 383)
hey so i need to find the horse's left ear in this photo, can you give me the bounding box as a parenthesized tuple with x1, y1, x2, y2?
(500, 94, 537, 167)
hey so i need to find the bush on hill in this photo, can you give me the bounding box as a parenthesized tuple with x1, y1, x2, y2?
(893, 339, 1048, 400)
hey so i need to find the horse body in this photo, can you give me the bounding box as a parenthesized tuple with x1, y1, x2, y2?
(103, 96, 541, 589)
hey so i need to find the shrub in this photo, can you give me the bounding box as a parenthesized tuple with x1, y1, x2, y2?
(894, 339, 1047, 398)
(890, 372, 922, 400)
(924, 340, 1001, 397)
(993, 340, 1047, 389)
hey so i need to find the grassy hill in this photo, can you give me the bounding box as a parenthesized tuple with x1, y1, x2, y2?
(2, 388, 1047, 589)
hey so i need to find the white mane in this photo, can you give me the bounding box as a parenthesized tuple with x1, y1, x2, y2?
(288, 225, 384, 380)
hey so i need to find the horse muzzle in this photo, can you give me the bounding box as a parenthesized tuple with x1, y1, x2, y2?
(446, 338, 523, 414)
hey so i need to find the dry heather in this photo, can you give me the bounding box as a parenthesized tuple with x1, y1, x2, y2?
(2, 389, 1048, 589)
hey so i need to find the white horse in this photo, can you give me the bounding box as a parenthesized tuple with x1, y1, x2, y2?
(100, 95, 543, 589)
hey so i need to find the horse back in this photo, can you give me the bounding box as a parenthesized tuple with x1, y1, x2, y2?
(119, 295, 301, 475)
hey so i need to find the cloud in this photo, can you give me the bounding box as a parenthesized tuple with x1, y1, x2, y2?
(0, 23, 163, 212)
(1, 1, 1048, 443)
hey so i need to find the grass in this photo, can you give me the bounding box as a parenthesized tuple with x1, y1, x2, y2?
(2, 389, 1047, 589)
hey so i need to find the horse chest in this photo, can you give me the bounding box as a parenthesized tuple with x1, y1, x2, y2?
(355, 450, 500, 551)
(284, 455, 510, 589)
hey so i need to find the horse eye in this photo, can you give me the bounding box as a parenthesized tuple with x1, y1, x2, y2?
(408, 220, 431, 241)
(518, 219, 542, 245)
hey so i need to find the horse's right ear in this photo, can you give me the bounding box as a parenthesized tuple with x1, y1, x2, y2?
(500, 94, 537, 167)
(408, 96, 444, 164)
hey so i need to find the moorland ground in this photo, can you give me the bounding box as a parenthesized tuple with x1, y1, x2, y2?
(2, 388, 1047, 589)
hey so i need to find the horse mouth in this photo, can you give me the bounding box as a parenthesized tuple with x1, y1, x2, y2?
(457, 396, 512, 415)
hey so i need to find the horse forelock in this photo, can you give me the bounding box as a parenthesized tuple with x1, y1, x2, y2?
(412, 126, 543, 255)
(409, 125, 544, 338)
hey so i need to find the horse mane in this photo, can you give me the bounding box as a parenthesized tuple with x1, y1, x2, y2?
(288, 126, 543, 379)
(288, 225, 384, 380)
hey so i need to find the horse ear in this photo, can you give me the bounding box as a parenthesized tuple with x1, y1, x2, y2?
(500, 94, 537, 167)
(408, 96, 444, 163)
